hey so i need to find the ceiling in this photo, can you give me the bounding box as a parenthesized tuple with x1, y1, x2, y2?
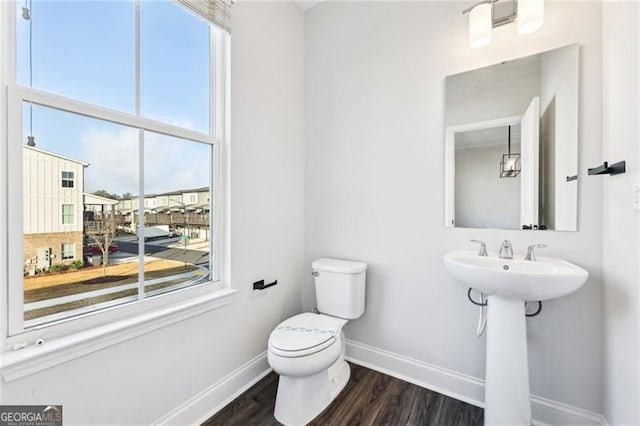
(294, 0, 326, 11)
(455, 124, 521, 149)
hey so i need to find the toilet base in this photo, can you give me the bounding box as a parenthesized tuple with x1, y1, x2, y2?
(274, 356, 350, 425)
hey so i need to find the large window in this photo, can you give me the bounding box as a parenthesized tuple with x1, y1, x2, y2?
(4, 0, 227, 337)
(61, 204, 74, 225)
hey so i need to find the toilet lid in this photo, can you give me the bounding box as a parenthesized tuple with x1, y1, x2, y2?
(269, 313, 342, 352)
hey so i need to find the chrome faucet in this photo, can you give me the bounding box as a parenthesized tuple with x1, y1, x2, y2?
(524, 244, 547, 261)
(498, 240, 513, 259)
(470, 239, 488, 256)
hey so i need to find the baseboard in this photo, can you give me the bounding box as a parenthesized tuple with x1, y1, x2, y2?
(529, 395, 607, 426)
(345, 339, 606, 426)
(153, 341, 607, 426)
(154, 351, 271, 426)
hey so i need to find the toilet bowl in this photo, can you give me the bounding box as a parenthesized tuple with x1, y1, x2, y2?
(267, 258, 367, 426)
(268, 313, 346, 377)
(268, 312, 350, 425)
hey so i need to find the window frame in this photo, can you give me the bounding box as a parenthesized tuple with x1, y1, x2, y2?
(61, 170, 74, 188)
(0, 0, 231, 356)
(61, 243, 75, 260)
(60, 203, 75, 225)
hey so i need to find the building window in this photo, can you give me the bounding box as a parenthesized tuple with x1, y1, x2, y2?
(61, 243, 75, 260)
(61, 204, 75, 225)
(156, 196, 168, 207)
(4, 0, 228, 336)
(61, 171, 75, 188)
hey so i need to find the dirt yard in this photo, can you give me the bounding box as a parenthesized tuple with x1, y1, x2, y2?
(23, 259, 190, 291)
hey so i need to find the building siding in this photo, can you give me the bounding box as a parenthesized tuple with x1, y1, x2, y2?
(24, 231, 83, 267)
(22, 146, 86, 267)
(23, 146, 85, 235)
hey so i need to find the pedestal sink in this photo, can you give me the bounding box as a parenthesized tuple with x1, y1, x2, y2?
(444, 250, 588, 425)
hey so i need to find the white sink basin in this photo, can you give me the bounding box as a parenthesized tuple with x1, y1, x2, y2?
(444, 250, 588, 301)
(444, 249, 589, 425)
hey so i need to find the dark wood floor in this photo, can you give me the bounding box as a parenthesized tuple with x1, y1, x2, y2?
(203, 363, 483, 426)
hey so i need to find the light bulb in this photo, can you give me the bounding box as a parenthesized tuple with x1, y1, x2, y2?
(517, 0, 544, 35)
(469, 3, 492, 48)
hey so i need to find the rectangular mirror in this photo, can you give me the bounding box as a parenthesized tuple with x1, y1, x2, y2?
(444, 44, 579, 231)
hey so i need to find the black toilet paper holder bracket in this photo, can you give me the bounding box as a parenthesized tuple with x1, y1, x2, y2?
(253, 279, 278, 290)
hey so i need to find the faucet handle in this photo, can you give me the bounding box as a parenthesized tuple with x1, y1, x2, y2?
(525, 244, 547, 261)
(470, 239, 488, 256)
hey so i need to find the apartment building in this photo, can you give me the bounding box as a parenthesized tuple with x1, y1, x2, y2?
(22, 145, 87, 269)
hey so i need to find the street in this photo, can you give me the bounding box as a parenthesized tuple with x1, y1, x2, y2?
(116, 240, 210, 266)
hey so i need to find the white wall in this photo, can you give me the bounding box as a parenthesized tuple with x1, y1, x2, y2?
(455, 144, 521, 229)
(0, 2, 305, 424)
(602, 2, 640, 424)
(305, 1, 604, 413)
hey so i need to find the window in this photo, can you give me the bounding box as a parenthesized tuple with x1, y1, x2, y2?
(140, 1, 210, 133)
(61, 171, 74, 188)
(3, 0, 228, 339)
(61, 204, 75, 225)
(16, 1, 136, 112)
(185, 193, 198, 204)
(157, 196, 168, 207)
(61, 243, 75, 260)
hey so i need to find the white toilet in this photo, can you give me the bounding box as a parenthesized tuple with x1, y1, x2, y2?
(267, 258, 367, 425)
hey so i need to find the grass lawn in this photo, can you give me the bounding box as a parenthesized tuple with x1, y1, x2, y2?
(24, 275, 202, 321)
(23, 259, 205, 321)
(23, 259, 191, 291)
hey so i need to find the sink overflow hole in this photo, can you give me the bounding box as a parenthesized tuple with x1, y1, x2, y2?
(503, 265, 510, 270)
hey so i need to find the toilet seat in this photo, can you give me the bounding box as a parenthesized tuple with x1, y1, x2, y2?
(269, 313, 346, 358)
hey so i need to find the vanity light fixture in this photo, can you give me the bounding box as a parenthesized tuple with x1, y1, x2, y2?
(463, 0, 544, 48)
(517, 0, 544, 34)
(500, 125, 521, 178)
(469, 2, 493, 48)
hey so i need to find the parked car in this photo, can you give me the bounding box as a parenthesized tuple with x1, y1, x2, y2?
(85, 243, 118, 255)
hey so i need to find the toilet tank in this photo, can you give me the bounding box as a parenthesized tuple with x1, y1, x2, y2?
(312, 258, 367, 319)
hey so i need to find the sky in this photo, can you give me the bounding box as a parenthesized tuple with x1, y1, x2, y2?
(17, 0, 211, 196)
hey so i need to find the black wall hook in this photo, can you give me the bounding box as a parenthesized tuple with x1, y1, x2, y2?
(588, 161, 626, 176)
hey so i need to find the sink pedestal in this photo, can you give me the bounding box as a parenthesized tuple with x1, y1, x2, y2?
(444, 250, 589, 425)
(485, 295, 531, 425)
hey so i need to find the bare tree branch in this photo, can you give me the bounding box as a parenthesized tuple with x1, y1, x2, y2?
(85, 205, 121, 277)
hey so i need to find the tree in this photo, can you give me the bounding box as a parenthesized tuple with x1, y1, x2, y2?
(92, 190, 134, 201)
(85, 205, 119, 278)
(92, 189, 119, 200)
(87, 223, 116, 278)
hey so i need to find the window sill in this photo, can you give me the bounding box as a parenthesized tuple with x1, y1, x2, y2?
(1, 288, 237, 382)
